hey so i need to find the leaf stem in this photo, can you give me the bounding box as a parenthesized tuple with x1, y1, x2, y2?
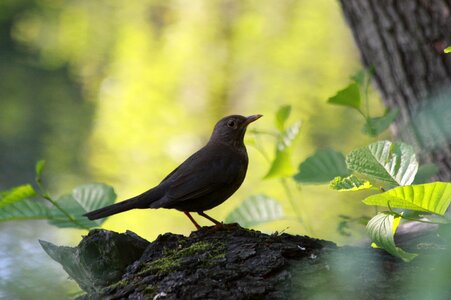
(36, 176, 89, 230)
(362, 70, 378, 137)
(252, 134, 312, 233)
(392, 210, 449, 225)
(387, 202, 449, 225)
(400, 214, 446, 224)
(283, 178, 315, 234)
(281, 178, 302, 223)
(364, 71, 371, 119)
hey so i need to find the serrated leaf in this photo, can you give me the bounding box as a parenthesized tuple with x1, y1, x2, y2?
(225, 195, 284, 227)
(346, 141, 418, 187)
(0, 199, 49, 222)
(275, 105, 291, 131)
(363, 182, 451, 216)
(367, 212, 417, 262)
(265, 121, 301, 179)
(0, 184, 37, 208)
(294, 149, 351, 183)
(49, 183, 116, 229)
(278, 121, 302, 151)
(49, 195, 98, 229)
(72, 183, 116, 213)
(413, 163, 438, 184)
(330, 175, 372, 191)
(444, 46, 451, 54)
(327, 82, 361, 111)
(35, 160, 46, 179)
(362, 108, 399, 136)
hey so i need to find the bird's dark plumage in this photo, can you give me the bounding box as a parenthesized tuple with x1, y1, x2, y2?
(84, 114, 262, 229)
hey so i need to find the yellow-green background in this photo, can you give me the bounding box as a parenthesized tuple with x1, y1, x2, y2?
(0, 0, 385, 298)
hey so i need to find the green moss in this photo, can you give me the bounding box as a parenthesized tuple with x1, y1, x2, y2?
(177, 241, 214, 256)
(103, 240, 226, 297)
(143, 286, 156, 296)
(204, 249, 226, 266)
(138, 241, 225, 276)
(139, 255, 179, 275)
(107, 278, 130, 290)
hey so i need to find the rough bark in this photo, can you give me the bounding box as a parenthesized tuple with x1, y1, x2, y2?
(40, 225, 451, 299)
(338, 0, 451, 181)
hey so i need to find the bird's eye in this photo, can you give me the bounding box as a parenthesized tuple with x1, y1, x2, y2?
(227, 120, 236, 128)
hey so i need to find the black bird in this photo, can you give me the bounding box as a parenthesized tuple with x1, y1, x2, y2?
(84, 114, 262, 229)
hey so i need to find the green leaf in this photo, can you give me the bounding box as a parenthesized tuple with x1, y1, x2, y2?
(351, 67, 374, 86)
(49, 195, 98, 229)
(444, 46, 451, 54)
(72, 183, 117, 213)
(225, 195, 284, 227)
(275, 105, 291, 131)
(363, 182, 451, 216)
(294, 149, 351, 183)
(49, 183, 117, 229)
(35, 160, 46, 179)
(0, 182, 45, 223)
(278, 121, 302, 151)
(367, 212, 417, 262)
(413, 163, 438, 184)
(264, 121, 301, 179)
(337, 214, 371, 236)
(0, 199, 49, 222)
(0, 184, 37, 208)
(346, 141, 418, 187)
(327, 82, 361, 112)
(362, 108, 400, 136)
(330, 175, 372, 191)
(264, 150, 296, 179)
(350, 69, 365, 86)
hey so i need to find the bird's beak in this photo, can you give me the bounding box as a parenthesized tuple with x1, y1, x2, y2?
(243, 114, 263, 127)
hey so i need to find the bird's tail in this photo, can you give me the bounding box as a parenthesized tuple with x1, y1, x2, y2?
(84, 187, 163, 220)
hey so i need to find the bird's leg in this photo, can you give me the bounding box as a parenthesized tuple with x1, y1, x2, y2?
(198, 211, 221, 225)
(184, 212, 201, 230)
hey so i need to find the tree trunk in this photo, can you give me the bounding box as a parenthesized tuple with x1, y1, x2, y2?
(338, 0, 451, 181)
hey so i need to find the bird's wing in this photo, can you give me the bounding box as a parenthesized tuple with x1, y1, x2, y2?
(156, 145, 244, 206)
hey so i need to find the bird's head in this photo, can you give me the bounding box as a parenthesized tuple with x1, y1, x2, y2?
(210, 114, 262, 146)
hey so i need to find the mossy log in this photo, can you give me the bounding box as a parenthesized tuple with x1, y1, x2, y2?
(40, 225, 451, 299)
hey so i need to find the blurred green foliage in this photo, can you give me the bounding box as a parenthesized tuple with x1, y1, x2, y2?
(1, 0, 450, 298)
(1, 0, 380, 239)
(0, 0, 94, 190)
(0, 0, 386, 298)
